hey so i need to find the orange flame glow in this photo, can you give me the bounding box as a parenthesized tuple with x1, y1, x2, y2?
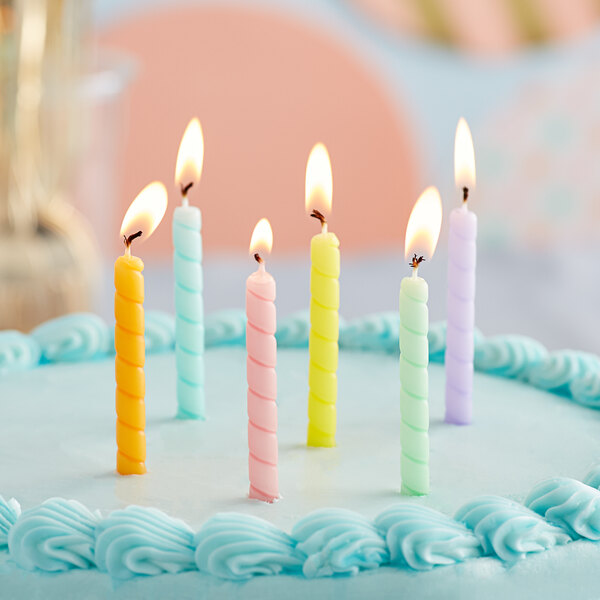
(454, 117, 476, 190)
(120, 181, 168, 244)
(249, 218, 273, 256)
(305, 143, 332, 215)
(175, 118, 204, 189)
(404, 186, 443, 260)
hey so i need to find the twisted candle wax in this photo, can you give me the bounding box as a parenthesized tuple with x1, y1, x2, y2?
(445, 197, 477, 425)
(399, 261, 429, 495)
(307, 218, 340, 448)
(246, 258, 278, 502)
(114, 246, 146, 475)
(173, 197, 204, 419)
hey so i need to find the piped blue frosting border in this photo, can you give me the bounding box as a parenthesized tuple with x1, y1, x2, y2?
(2, 310, 599, 409)
(1, 471, 600, 580)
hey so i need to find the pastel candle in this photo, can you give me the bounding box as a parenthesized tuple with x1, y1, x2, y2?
(174, 118, 205, 419)
(400, 187, 442, 496)
(305, 143, 340, 448)
(445, 118, 478, 425)
(246, 218, 278, 502)
(115, 182, 168, 475)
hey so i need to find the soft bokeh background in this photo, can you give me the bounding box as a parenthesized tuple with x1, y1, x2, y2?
(3, 0, 600, 351)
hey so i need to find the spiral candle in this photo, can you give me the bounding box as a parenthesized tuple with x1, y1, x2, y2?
(307, 231, 340, 448)
(173, 202, 204, 419)
(445, 205, 477, 425)
(399, 273, 429, 496)
(246, 261, 278, 502)
(114, 254, 146, 475)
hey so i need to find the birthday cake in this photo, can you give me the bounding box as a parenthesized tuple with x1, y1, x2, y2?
(1, 310, 600, 599)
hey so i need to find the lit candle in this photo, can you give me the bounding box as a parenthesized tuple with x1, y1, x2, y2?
(305, 143, 339, 448)
(173, 118, 205, 419)
(115, 182, 168, 475)
(445, 118, 478, 425)
(400, 187, 442, 496)
(246, 218, 278, 502)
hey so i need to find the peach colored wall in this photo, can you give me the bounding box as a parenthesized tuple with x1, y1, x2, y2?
(97, 5, 420, 256)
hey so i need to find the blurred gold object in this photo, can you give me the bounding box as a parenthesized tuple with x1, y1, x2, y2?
(0, 0, 99, 331)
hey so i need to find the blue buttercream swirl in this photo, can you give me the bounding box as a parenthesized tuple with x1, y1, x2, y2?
(95, 506, 195, 579)
(527, 351, 600, 396)
(0, 331, 41, 374)
(427, 321, 447, 363)
(474, 335, 548, 379)
(525, 478, 600, 540)
(0, 495, 20, 548)
(8, 498, 98, 571)
(569, 369, 600, 408)
(194, 513, 302, 580)
(31, 313, 109, 363)
(340, 312, 399, 354)
(583, 466, 600, 490)
(455, 495, 571, 561)
(291, 508, 388, 578)
(144, 311, 176, 354)
(204, 310, 246, 347)
(375, 504, 482, 570)
(276, 311, 310, 348)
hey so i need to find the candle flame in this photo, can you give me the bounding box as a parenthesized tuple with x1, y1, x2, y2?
(249, 218, 273, 256)
(454, 117, 476, 190)
(305, 143, 332, 215)
(404, 186, 443, 260)
(120, 181, 168, 243)
(175, 117, 204, 189)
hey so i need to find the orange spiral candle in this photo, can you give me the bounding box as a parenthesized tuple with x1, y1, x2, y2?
(115, 182, 168, 476)
(115, 250, 146, 475)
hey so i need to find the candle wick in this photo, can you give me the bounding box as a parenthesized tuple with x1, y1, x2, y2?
(310, 209, 327, 233)
(462, 187, 469, 204)
(254, 252, 264, 265)
(181, 181, 193, 197)
(410, 253, 425, 276)
(124, 231, 143, 253)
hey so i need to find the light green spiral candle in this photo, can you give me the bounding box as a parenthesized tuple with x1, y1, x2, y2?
(399, 271, 429, 495)
(399, 186, 442, 497)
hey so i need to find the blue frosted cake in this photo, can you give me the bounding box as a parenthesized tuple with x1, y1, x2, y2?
(1, 310, 600, 599)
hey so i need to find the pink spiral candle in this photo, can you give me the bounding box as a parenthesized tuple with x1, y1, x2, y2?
(246, 256, 278, 503)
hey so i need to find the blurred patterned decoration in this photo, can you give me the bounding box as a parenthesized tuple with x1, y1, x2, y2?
(350, 0, 600, 54)
(477, 50, 600, 250)
(0, 0, 132, 331)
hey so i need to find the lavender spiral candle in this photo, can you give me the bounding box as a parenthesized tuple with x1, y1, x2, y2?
(445, 117, 477, 426)
(444, 204, 477, 425)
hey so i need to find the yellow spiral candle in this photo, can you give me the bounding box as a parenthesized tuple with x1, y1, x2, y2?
(307, 231, 340, 447)
(115, 181, 168, 476)
(305, 143, 339, 447)
(115, 253, 146, 475)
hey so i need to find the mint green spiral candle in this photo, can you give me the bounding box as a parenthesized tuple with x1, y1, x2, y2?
(399, 271, 429, 495)
(174, 118, 205, 419)
(399, 186, 442, 497)
(173, 201, 204, 419)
